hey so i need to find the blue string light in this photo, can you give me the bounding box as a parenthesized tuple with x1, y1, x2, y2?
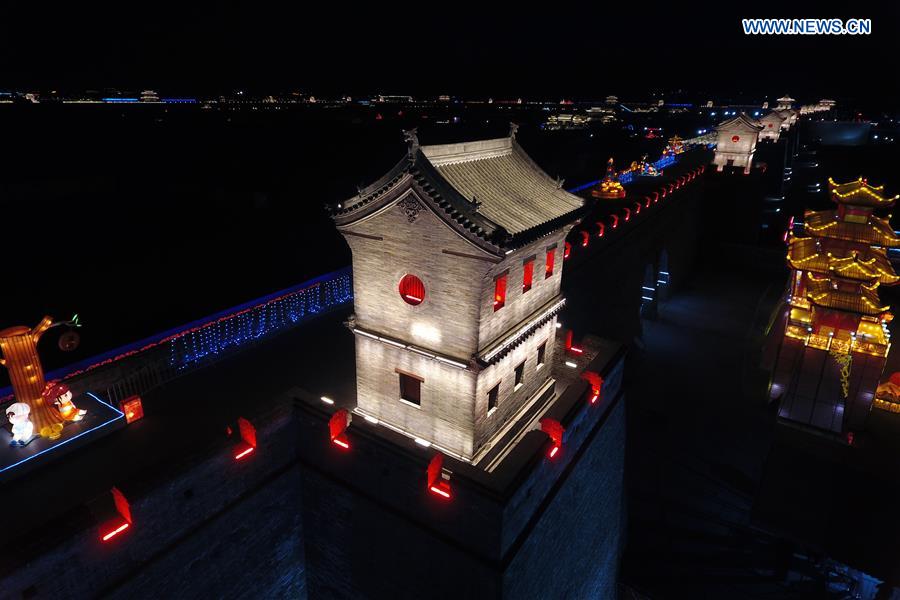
(169, 271, 353, 369)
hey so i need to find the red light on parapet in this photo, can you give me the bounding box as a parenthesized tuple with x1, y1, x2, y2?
(120, 396, 144, 424)
(580, 231, 589, 248)
(429, 484, 451, 499)
(569, 346, 583, 355)
(590, 391, 600, 405)
(234, 446, 255, 460)
(102, 522, 130, 542)
(332, 434, 350, 450)
(564, 242, 572, 259)
(548, 445, 560, 459)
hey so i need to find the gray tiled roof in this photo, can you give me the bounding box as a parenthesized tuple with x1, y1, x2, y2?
(420, 137, 584, 235)
(330, 133, 588, 255)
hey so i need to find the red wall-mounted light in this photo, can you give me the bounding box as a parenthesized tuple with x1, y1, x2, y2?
(101, 487, 133, 543)
(580, 230, 589, 248)
(427, 453, 452, 500)
(564, 242, 572, 260)
(329, 408, 351, 450)
(120, 395, 144, 424)
(565, 330, 583, 355)
(540, 417, 565, 460)
(234, 416, 257, 460)
(581, 371, 604, 405)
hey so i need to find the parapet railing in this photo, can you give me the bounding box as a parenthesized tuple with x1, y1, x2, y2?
(1, 267, 354, 406)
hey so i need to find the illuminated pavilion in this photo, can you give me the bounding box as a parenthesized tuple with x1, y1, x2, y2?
(772, 177, 900, 433)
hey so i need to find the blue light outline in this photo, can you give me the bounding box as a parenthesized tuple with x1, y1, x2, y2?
(0, 392, 125, 475)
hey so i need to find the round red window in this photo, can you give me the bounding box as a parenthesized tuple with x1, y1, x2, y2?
(731, 135, 740, 142)
(399, 274, 425, 306)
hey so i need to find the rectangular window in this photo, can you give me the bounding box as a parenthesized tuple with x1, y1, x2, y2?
(493, 273, 508, 311)
(398, 371, 422, 406)
(537, 342, 546, 369)
(488, 383, 499, 412)
(515, 361, 525, 389)
(545, 247, 556, 279)
(522, 257, 534, 293)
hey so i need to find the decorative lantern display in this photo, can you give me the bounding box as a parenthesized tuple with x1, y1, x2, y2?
(592, 158, 626, 199)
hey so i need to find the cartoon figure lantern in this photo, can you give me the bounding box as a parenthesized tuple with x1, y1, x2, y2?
(6, 402, 34, 447)
(43, 382, 86, 422)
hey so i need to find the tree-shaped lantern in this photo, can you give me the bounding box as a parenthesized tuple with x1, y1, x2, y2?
(0, 315, 80, 440)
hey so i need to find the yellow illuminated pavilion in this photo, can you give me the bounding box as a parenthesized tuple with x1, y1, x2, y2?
(784, 177, 900, 357)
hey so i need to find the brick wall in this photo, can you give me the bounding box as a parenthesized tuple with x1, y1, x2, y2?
(355, 334, 478, 458)
(2, 402, 306, 600)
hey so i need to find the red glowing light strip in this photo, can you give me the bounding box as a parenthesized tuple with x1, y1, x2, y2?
(590, 393, 599, 404)
(404, 294, 423, 302)
(548, 445, 560, 458)
(429, 485, 451, 499)
(569, 346, 583, 354)
(102, 522, 130, 542)
(333, 438, 350, 449)
(234, 447, 255, 460)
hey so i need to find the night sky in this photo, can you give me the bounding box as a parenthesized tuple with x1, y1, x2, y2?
(3, 3, 898, 103)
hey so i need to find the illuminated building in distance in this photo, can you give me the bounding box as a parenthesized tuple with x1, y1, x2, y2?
(712, 113, 763, 174)
(757, 111, 786, 141)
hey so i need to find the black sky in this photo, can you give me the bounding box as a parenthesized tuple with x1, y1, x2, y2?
(3, 2, 897, 104)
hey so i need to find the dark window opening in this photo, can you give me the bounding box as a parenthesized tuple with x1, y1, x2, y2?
(537, 342, 546, 367)
(515, 361, 525, 388)
(399, 372, 422, 405)
(488, 383, 500, 411)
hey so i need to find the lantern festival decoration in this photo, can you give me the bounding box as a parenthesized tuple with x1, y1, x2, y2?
(774, 177, 900, 431)
(592, 158, 626, 199)
(0, 314, 82, 443)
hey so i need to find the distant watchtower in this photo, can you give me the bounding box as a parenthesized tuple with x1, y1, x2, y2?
(712, 113, 763, 174)
(329, 125, 585, 461)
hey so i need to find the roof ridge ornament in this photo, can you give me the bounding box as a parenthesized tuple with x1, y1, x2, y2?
(403, 128, 419, 159)
(509, 122, 519, 139)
